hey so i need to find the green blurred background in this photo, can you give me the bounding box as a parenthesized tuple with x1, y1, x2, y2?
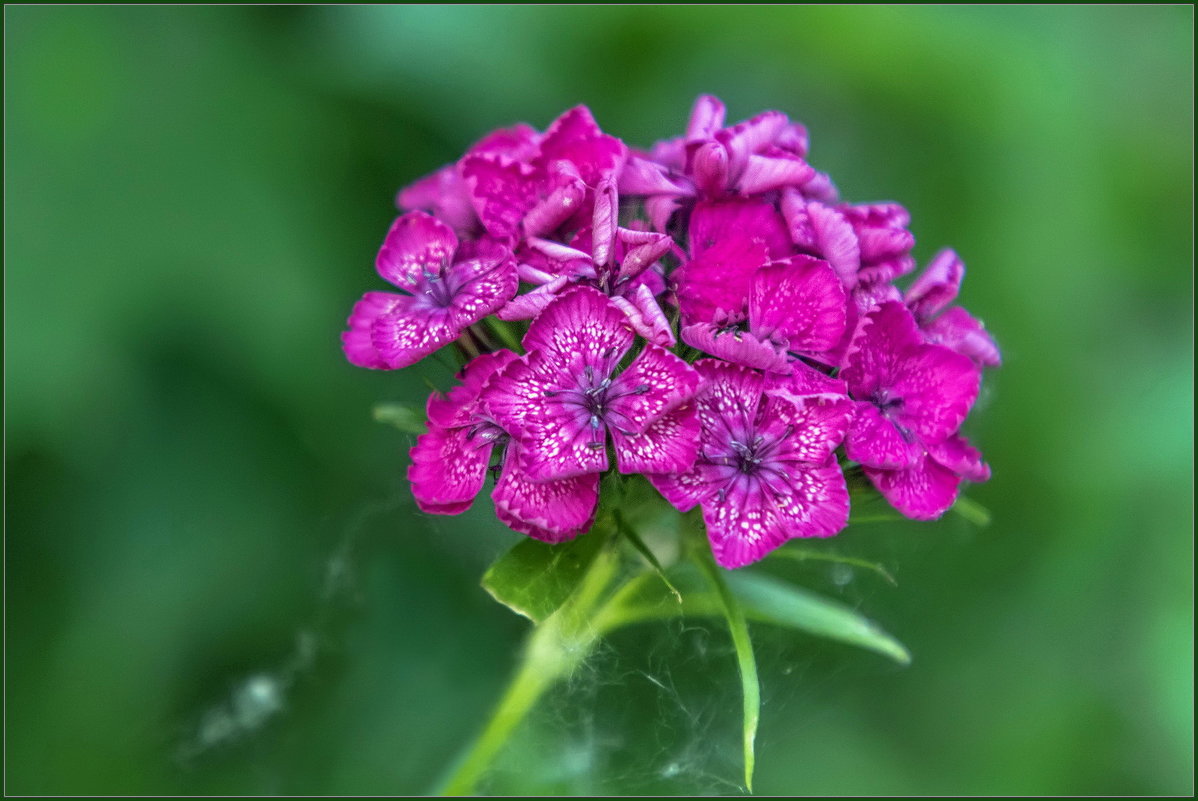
(6, 6, 1192, 795)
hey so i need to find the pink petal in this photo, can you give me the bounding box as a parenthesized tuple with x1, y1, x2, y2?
(762, 394, 854, 465)
(685, 94, 726, 141)
(927, 434, 991, 483)
(521, 171, 586, 238)
(610, 284, 675, 347)
(522, 286, 633, 374)
(852, 281, 903, 316)
(682, 321, 790, 373)
(375, 212, 459, 292)
(841, 202, 910, 229)
(446, 248, 519, 329)
(467, 123, 540, 161)
(702, 481, 790, 569)
(607, 344, 699, 433)
(766, 361, 849, 401)
(426, 350, 519, 429)
(408, 424, 494, 514)
(749, 257, 848, 360)
(590, 177, 619, 268)
(864, 454, 961, 520)
(395, 165, 477, 234)
(649, 136, 686, 170)
(800, 170, 839, 203)
(612, 404, 700, 475)
(485, 354, 610, 481)
(688, 198, 790, 260)
(856, 224, 915, 265)
(859, 254, 916, 284)
(538, 106, 628, 186)
(718, 110, 789, 159)
(694, 359, 766, 435)
(735, 150, 815, 195)
(906, 248, 963, 321)
(922, 306, 1002, 367)
(460, 154, 539, 240)
(616, 229, 674, 283)
(891, 343, 980, 444)
(496, 278, 570, 321)
(781, 192, 860, 289)
(645, 195, 681, 233)
(770, 456, 851, 539)
(841, 301, 924, 398)
(690, 140, 730, 196)
(647, 461, 724, 513)
(775, 121, 809, 159)
(492, 446, 600, 543)
(370, 302, 460, 370)
(844, 402, 921, 470)
(342, 291, 405, 369)
(841, 202, 915, 283)
(619, 156, 689, 196)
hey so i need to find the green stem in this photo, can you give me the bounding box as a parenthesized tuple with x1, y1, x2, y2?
(437, 535, 621, 795)
(438, 631, 560, 796)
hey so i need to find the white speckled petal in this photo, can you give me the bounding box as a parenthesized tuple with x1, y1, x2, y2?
(492, 446, 599, 543)
(522, 286, 633, 375)
(375, 211, 459, 292)
(612, 403, 699, 475)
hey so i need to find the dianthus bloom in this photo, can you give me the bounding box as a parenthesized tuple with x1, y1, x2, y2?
(342, 94, 1000, 568)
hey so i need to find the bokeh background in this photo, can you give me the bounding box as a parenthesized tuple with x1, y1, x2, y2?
(6, 6, 1192, 795)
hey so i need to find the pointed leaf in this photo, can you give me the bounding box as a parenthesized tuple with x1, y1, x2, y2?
(767, 546, 897, 586)
(726, 571, 911, 664)
(481, 533, 604, 623)
(951, 495, 992, 527)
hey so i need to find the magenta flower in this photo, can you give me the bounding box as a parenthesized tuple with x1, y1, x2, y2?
(498, 178, 677, 345)
(905, 249, 1002, 367)
(342, 212, 518, 370)
(673, 197, 791, 325)
(781, 190, 862, 291)
(620, 95, 817, 207)
(409, 349, 599, 542)
(650, 360, 854, 569)
(486, 286, 700, 482)
(460, 106, 627, 241)
(396, 123, 540, 236)
(681, 255, 848, 373)
(838, 203, 916, 285)
(841, 301, 981, 471)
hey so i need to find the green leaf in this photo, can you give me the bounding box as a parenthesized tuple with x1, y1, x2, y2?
(951, 495, 992, 527)
(371, 402, 426, 434)
(694, 555, 760, 792)
(481, 532, 605, 624)
(726, 571, 911, 665)
(766, 545, 897, 586)
(848, 486, 905, 526)
(484, 317, 523, 352)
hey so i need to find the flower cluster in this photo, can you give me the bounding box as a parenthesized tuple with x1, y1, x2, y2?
(343, 96, 1000, 568)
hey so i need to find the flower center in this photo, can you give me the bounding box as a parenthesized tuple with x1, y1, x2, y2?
(421, 260, 457, 308)
(870, 388, 904, 415)
(544, 364, 650, 442)
(729, 436, 768, 475)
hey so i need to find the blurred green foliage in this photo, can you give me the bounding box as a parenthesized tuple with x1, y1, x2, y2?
(6, 6, 1192, 795)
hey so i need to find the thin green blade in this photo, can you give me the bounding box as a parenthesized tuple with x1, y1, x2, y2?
(727, 571, 911, 665)
(695, 556, 760, 792)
